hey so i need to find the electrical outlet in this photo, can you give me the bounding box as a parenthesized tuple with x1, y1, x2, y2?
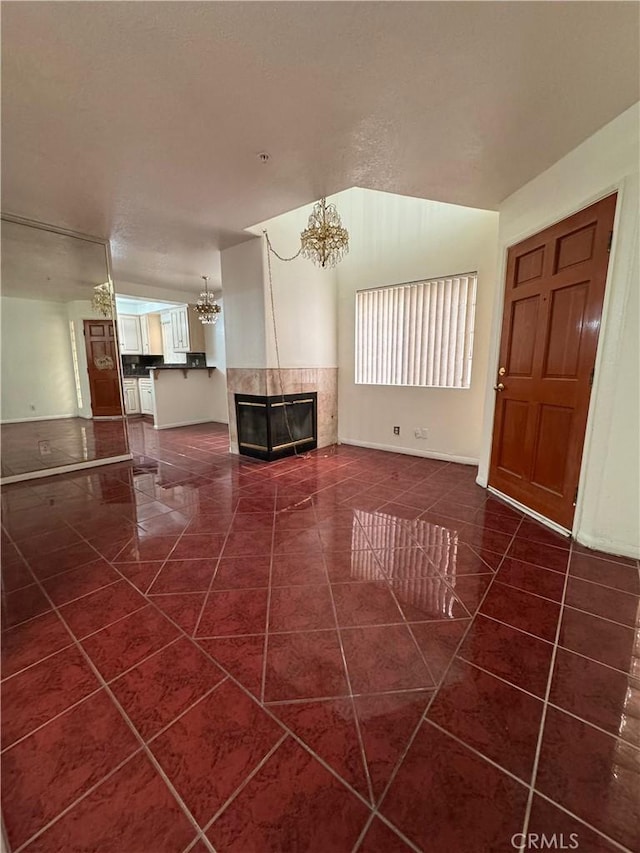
(393, 426, 400, 435)
(38, 440, 51, 456)
(421, 427, 428, 439)
(414, 428, 421, 438)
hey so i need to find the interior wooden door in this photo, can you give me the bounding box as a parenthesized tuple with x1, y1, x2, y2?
(488, 194, 617, 530)
(84, 320, 123, 417)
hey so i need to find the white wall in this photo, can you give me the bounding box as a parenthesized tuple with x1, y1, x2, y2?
(478, 102, 640, 557)
(152, 370, 222, 429)
(1, 296, 77, 422)
(114, 279, 200, 305)
(249, 205, 338, 369)
(204, 297, 229, 423)
(336, 188, 500, 463)
(220, 238, 268, 368)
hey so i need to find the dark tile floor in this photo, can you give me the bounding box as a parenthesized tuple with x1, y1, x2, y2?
(1, 421, 639, 852)
(1, 418, 129, 478)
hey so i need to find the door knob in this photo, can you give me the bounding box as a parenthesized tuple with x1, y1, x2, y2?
(494, 383, 505, 391)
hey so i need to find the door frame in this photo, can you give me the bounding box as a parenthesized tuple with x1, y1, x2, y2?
(478, 176, 630, 542)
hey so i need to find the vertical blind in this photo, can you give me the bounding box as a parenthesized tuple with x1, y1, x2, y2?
(355, 273, 478, 388)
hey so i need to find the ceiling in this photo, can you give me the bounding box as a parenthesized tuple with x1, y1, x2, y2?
(2, 2, 638, 295)
(115, 295, 185, 315)
(1, 218, 109, 302)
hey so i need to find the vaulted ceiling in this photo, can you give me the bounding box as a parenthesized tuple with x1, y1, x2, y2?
(2, 1, 638, 294)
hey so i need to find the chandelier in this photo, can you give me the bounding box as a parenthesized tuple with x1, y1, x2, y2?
(91, 282, 113, 318)
(194, 275, 222, 325)
(300, 197, 349, 268)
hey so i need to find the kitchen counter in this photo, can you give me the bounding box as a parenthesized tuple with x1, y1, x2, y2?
(149, 365, 216, 380)
(149, 365, 211, 370)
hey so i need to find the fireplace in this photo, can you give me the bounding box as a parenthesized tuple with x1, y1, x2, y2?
(235, 392, 317, 461)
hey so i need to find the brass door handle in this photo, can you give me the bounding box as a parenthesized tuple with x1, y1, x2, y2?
(494, 383, 505, 391)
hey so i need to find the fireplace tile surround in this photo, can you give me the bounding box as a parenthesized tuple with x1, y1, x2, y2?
(226, 368, 337, 455)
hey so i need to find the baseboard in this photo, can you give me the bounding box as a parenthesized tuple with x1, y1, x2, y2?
(338, 437, 478, 466)
(0, 414, 76, 424)
(0, 454, 133, 485)
(575, 530, 640, 560)
(487, 486, 572, 538)
(154, 418, 217, 430)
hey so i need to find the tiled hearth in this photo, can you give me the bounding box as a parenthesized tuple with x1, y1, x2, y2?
(1, 421, 639, 852)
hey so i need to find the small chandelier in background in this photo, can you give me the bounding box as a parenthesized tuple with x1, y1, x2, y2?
(300, 197, 349, 268)
(92, 282, 113, 318)
(194, 275, 222, 325)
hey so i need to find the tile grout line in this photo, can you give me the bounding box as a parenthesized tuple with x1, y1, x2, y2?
(353, 512, 530, 851)
(76, 496, 382, 814)
(190, 501, 241, 639)
(259, 496, 277, 704)
(454, 656, 548, 702)
(518, 537, 574, 849)
(1, 685, 105, 755)
(128, 584, 378, 813)
(2, 450, 632, 844)
(314, 501, 377, 807)
(145, 677, 229, 745)
(371, 513, 526, 818)
(7, 542, 216, 853)
(424, 717, 530, 788)
(530, 790, 635, 853)
(200, 733, 289, 837)
(12, 746, 147, 852)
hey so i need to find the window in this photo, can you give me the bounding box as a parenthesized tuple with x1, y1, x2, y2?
(355, 272, 477, 388)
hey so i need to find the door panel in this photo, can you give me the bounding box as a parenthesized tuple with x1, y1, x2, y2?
(489, 194, 616, 530)
(530, 405, 573, 494)
(514, 245, 545, 285)
(544, 283, 588, 377)
(497, 400, 530, 478)
(508, 297, 539, 375)
(84, 320, 123, 417)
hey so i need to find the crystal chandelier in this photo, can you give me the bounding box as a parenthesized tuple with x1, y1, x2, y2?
(300, 197, 349, 268)
(91, 282, 113, 318)
(194, 275, 221, 325)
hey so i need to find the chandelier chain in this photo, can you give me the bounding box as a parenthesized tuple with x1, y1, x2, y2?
(264, 235, 303, 459)
(263, 230, 302, 263)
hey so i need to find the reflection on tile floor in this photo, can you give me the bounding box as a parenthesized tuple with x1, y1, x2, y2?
(1, 420, 639, 852)
(1, 418, 129, 478)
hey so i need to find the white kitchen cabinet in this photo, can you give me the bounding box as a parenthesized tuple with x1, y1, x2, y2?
(140, 313, 163, 355)
(170, 307, 189, 351)
(123, 378, 141, 414)
(160, 312, 187, 364)
(163, 306, 206, 353)
(139, 316, 151, 355)
(138, 378, 154, 415)
(117, 315, 143, 354)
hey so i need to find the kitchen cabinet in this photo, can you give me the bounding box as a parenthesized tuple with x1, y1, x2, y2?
(138, 378, 154, 415)
(140, 313, 163, 355)
(117, 315, 142, 354)
(162, 306, 206, 353)
(122, 378, 140, 414)
(171, 308, 189, 352)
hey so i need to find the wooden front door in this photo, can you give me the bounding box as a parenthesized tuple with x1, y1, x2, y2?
(83, 320, 123, 417)
(488, 194, 616, 530)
